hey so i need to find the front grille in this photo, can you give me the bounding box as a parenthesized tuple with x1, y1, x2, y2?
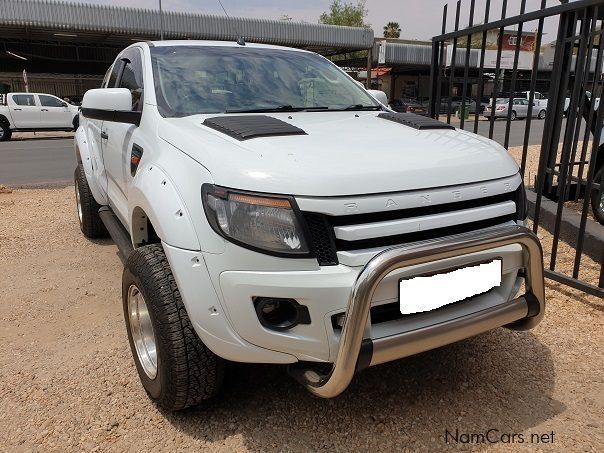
(335, 214, 515, 251)
(302, 187, 521, 267)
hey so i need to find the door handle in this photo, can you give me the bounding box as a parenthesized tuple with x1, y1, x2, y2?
(41, 109, 48, 112)
(13, 108, 22, 111)
(101, 131, 109, 140)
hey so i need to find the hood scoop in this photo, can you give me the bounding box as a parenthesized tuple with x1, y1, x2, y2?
(203, 115, 307, 141)
(378, 112, 455, 130)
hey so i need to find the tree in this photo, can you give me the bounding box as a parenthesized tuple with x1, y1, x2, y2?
(319, 0, 369, 28)
(383, 22, 401, 39)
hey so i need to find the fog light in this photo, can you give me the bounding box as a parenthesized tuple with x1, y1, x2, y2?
(254, 297, 310, 331)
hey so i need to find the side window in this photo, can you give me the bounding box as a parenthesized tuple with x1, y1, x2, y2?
(107, 61, 122, 88)
(39, 95, 65, 107)
(118, 49, 145, 112)
(12, 94, 35, 106)
(101, 65, 113, 88)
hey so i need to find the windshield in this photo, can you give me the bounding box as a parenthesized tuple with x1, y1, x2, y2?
(150, 45, 379, 117)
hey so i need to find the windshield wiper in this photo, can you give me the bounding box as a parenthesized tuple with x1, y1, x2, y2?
(338, 104, 381, 111)
(224, 105, 375, 113)
(226, 105, 305, 113)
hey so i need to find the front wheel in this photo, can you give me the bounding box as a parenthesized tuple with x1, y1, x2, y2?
(538, 109, 546, 120)
(0, 123, 11, 141)
(122, 244, 225, 411)
(510, 110, 517, 121)
(591, 168, 604, 225)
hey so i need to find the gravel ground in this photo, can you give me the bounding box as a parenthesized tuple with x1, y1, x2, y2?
(0, 187, 603, 452)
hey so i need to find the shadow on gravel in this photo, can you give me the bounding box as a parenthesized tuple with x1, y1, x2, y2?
(88, 238, 115, 247)
(549, 283, 604, 313)
(88, 238, 125, 264)
(166, 328, 562, 451)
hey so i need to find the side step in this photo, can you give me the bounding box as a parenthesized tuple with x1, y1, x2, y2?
(98, 206, 134, 264)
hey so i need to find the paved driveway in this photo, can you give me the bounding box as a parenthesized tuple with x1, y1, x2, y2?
(0, 137, 75, 186)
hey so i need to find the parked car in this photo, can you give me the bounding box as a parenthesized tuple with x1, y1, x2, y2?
(491, 91, 548, 110)
(425, 97, 462, 114)
(484, 98, 546, 120)
(391, 98, 428, 115)
(564, 91, 600, 117)
(422, 97, 486, 115)
(0, 92, 80, 141)
(75, 40, 545, 411)
(467, 98, 490, 114)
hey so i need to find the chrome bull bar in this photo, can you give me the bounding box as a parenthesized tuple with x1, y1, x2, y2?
(289, 225, 545, 398)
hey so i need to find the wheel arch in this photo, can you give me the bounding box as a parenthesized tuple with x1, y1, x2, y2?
(131, 206, 160, 248)
(0, 114, 11, 128)
(128, 164, 200, 251)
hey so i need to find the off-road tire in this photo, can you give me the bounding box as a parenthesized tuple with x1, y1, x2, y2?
(122, 244, 225, 411)
(591, 168, 604, 225)
(0, 122, 11, 141)
(74, 163, 108, 238)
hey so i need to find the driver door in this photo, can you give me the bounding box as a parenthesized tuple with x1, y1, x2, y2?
(102, 47, 146, 225)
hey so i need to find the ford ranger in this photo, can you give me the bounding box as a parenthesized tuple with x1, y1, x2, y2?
(74, 40, 545, 411)
(0, 92, 80, 141)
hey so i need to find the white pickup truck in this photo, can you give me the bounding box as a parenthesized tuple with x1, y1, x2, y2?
(0, 92, 80, 141)
(75, 40, 545, 411)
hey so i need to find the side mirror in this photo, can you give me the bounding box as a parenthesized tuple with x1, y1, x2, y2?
(367, 89, 389, 106)
(81, 88, 140, 126)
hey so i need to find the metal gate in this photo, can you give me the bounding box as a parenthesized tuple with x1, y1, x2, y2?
(429, 0, 603, 297)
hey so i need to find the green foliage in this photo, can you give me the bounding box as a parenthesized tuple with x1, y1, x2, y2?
(319, 0, 369, 28)
(383, 22, 401, 39)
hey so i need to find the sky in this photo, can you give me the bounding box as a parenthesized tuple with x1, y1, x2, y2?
(69, 0, 565, 41)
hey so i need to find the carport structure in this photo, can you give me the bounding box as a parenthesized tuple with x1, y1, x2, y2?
(0, 0, 374, 97)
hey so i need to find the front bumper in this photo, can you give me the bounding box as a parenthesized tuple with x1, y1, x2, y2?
(288, 225, 544, 398)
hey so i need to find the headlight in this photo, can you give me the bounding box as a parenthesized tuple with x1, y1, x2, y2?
(202, 184, 310, 257)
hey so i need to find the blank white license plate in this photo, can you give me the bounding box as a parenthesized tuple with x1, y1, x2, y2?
(399, 260, 502, 315)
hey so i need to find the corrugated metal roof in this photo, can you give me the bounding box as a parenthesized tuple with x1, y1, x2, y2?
(0, 0, 374, 51)
(375, 41, 481, 67)
(376, 42, 433, 66)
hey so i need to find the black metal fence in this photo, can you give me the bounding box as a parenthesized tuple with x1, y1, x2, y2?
(429, 0, 603, 297)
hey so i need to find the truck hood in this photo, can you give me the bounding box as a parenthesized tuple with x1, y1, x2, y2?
(159, 111, 519, 197)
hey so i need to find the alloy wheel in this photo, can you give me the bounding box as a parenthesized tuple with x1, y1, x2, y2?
(127, 285, 158, 379)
